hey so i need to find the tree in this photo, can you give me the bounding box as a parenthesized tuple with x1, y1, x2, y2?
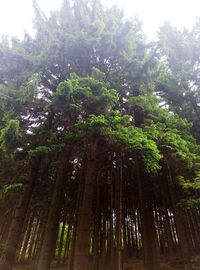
(0, 1, 200, 270)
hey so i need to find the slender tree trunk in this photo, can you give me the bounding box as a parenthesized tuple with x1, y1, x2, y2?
(142, 205, 160, 270)
(63, 223, 71, 265)
(136, 159, 160, 270)
(115, 154, 123, 270)
(27, 217, 40, 260)
(17, 207, 32, 259)
(93, 177, 100, 270)
(159, 172, 176, 256)
(73, 138, 99, 270)
(0, 211, 13, 246)
(56, 215, 67, 267)
(102, 181, 108, 261)
(36, 150, 71, 270)
(69, 163, 86, 270)
(34, 212, 48, 266)
(164, 208, 175, 255)
(31, 219, 41, 260)
(164, 160, 191, 260)
(0, 158, 41, 270)
(19, 212, 35, 261)
(189, 211, 200, 251)
(110, 171, 114, 269)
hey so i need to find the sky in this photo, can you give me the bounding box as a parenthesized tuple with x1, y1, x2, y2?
(0, 0, 200, 39)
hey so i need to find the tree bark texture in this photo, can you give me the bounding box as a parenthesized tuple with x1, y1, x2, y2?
(0, 158, 41, 270)
(36, 150, 71, 270)
(73, 138, 99, 270)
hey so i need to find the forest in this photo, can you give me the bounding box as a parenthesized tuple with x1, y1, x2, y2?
(0, 1, 200, 270)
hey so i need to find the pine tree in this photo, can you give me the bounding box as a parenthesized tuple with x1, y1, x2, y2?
(0, 1, 200, 270)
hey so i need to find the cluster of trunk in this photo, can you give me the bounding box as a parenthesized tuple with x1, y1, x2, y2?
(0, 142, 200, 270)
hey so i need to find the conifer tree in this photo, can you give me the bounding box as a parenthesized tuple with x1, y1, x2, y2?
(0, 1, 200, 270)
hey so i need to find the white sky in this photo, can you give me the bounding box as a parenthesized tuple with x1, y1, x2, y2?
(0, 0, 200, 39)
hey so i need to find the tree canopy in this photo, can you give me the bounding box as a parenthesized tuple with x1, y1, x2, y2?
(0, 1, 200, 270)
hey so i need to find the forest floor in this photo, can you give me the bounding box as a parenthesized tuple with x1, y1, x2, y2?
(14, 255, 200, 270)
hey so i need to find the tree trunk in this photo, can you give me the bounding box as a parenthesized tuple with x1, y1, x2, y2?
(115, 154, 123, 270)
(73, 138, 99, 270)
(93, 177, 100, 270)
(110, 171, 114, 269)
(164, 160, 191, 260)
(27, 217, 40, 260)
(56, 214, 67, 267)
(19, 212, 35, 261)
(136, 159, 160, 270)
(0, 158, 41, 270)
(36, 151, 71, 270)
(31, 218, 41, 260)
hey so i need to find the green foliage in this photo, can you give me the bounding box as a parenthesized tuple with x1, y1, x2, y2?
(129, 94, 159, 113)
(76, 111, 162, 172)
(28, 146, 51, 157)
(91, 67, 105, 81)
(179, 198, 200, 209)
(2, 183, 23, 195)
(0, 183, 23, 200)
(158, 130, 194, 164)
(105, 123, 162, 173)
(53, 72, 119, 116)
(175, 175, 200, 209)
(1, 2, 200, 255)
(76, 114, 107, 132)
(128, 93, 199, 169)
(157, 22, 200, 141)
(19, 74, 39, 103)
(0, 119, 22, 151)
(177, 175, 200, 191)
(28, 143, 67, 157)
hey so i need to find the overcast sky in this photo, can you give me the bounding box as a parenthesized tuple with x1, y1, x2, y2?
(0, 0, 200, 39)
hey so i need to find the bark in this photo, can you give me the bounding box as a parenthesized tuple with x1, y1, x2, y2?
(115, 154, 123, 270)
(136, 159, 160, 270)
(19, 212, 35, 261)
(102, 182, 108, 260)
(34, 212, 48, 266)
(0, 158, 41, 270)
(73, 138, 99, 270)
(159, 173, 176, 255)
(189, 211, 200, 251)
(164, 160, 191, 260)
(56, 215, 67, 267)
(27, 217, 40, 260)
(36, 150, 71, 270)
(31, 219, 41, 260)
(164, 208, 175, 255)
(93, 177, 100, 270)
(63, 223, 72, 265)
(69, 163, 86, 270)
(0, 211, 13, 246)
(110, 172, 114, 269)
